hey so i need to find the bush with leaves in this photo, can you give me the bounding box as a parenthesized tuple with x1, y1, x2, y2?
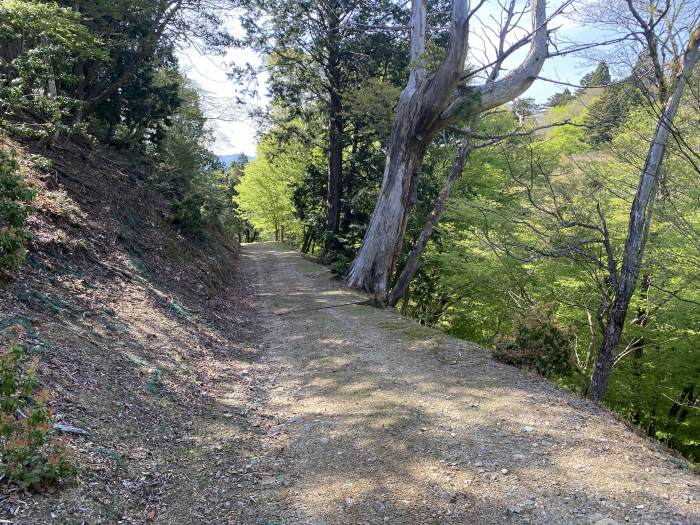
(0, 149, 34, 273)
(494, 305, 574, 378)
(0, 0, 105, 137)
(0, 329, 76, 490)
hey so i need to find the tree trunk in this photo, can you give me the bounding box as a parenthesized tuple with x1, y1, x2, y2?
(388, 137, 472, 305)
(346, 0, 548, 297)
(41, 35, 57, 98)
(301, 229, 312, 254)
(630, 274, 651, 423)
(325, 87, 343, 234)
(342, 128, 360, 230)
(588, 28, 700, 401)
(400, 284, 410, 315)
(589, 308, 626, 401)
(324, 6, 344, 240)
(346, 0, 469, 296)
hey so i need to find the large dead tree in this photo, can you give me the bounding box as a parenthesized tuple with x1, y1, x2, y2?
(346, 0, 549, 297)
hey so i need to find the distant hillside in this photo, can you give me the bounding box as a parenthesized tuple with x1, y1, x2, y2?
(218, 153, 253, 168)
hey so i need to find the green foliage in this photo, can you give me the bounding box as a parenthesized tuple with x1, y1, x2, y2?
(546, 89, 574, 107)
(0, 149, 34, 273)
(0, 329, 77, 490)
(235, 0, 409, 258)
(151, 78, 242, 239)
(0, 0, 106, 136)
(392, 72, 700, 460)
(234, 137, 306, 242)
(589, 61, 611, 86)
(494, 305, 575, 378)
(328, 253, 351, 275)
(580, 60, 611, 88)
(583, 80, 644, 145)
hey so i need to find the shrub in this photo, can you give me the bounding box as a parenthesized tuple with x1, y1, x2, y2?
(494, 304, 574, 377)
(0, 150, 35, 272)
(328, 253, 351, 275)
(0, 329, 76, 490)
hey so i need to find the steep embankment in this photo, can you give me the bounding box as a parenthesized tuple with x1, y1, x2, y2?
(0, 137, 698, 524)
(0, 136, 265, 523)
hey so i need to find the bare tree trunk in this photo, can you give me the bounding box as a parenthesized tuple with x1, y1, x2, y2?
(346, 0, 469, 296)
(346, 0, 548, 298)
(388, 137, 472, 305)
(588, 28, 700, 401)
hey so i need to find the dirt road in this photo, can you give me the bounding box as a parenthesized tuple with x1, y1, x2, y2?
(220, 243, 698, 524)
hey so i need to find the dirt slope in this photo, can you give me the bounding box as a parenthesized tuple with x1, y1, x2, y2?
(0, 136, 264, 523)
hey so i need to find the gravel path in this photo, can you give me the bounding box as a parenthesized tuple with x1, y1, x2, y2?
(233, 242, 698, 525)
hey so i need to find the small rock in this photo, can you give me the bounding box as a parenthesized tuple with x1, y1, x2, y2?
(592, 517, 618, 525)
(523, 426, 535, 433)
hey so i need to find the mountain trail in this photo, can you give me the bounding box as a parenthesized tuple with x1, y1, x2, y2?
(197, 242, 698, 525)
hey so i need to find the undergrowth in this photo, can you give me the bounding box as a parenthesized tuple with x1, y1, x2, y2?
(0, 149, 35, 273)
(494, 304, 574, 378)
(0, 328, 77, 491)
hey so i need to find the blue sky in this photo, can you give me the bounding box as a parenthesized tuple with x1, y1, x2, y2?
(179, 4, 605, 157)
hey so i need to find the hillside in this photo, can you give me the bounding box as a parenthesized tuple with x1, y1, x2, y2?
(0, 137, 698, 524)
(0, 136, 260, 522)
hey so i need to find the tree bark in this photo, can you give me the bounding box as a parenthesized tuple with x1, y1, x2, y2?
(400, 283, 410, 315)
(346, 0, 470, 296)
(388, 137, 473, 306)
(342, 128, 360, 229)
(346, 0, 548, 297)
(301, 229, 312, 254)
(324, 9, 344, 237)
(630, 274, 651, 424)
(588, 26, 700, 401)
